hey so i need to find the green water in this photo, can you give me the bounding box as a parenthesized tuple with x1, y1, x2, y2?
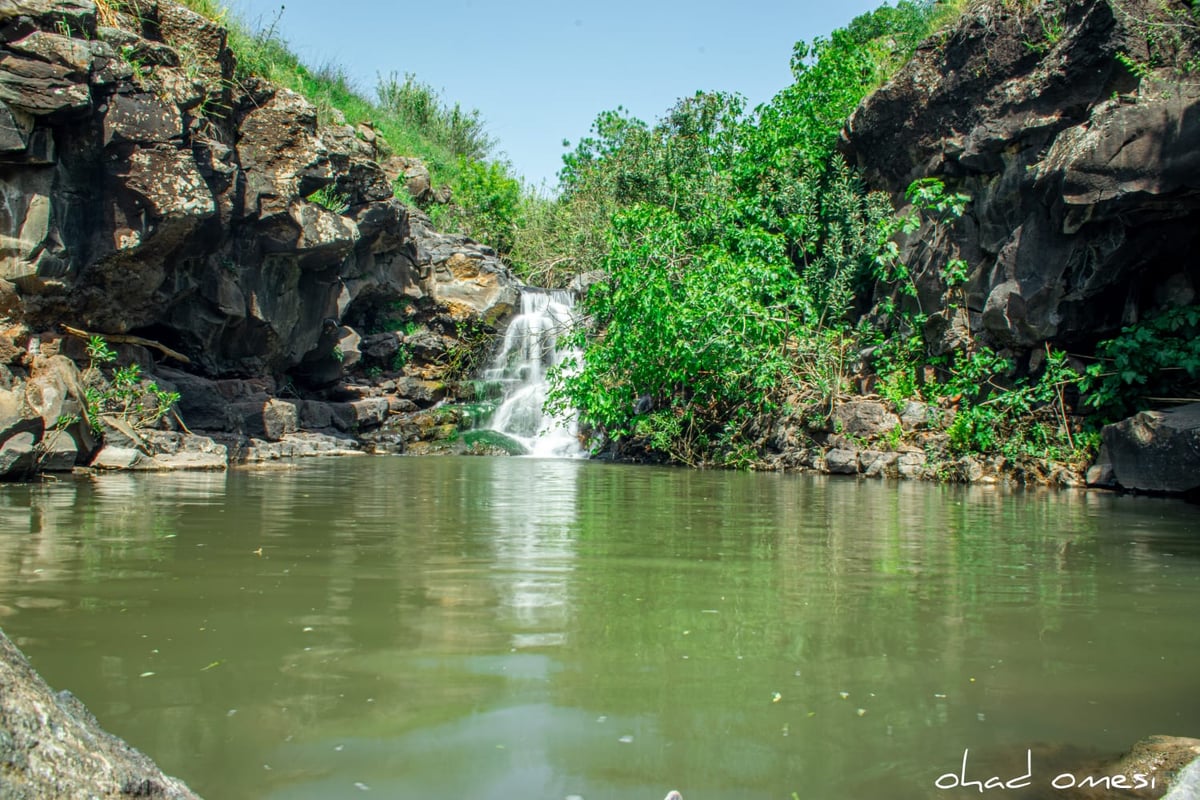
(0, 457, 1197, 800)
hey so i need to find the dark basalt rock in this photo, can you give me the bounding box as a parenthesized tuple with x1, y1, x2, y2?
(1100, 403, 1200, 495)
(841, 0, 1200, 353)
(0, 0, 521, 473)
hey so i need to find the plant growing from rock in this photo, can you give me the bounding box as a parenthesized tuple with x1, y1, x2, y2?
(81, 336, 181, 435)
(306, 186, 351, 214)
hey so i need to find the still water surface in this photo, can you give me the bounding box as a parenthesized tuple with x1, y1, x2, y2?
(0, 457, 1198, 800)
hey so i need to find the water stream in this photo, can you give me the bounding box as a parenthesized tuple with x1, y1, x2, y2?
(481, 289, 586, 458)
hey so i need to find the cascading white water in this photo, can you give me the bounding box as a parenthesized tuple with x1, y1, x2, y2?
(483, 289, 586, 458)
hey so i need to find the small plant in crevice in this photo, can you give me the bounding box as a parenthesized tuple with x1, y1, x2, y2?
(306, 186, 352, 214)
(81, 335, 180, 434)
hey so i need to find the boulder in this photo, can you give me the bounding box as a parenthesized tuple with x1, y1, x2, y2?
(824, 448, 860, 475)
(833, 400, 901, 438)
(1102, 404, 1200, 494)
(0, 626, 202, 798)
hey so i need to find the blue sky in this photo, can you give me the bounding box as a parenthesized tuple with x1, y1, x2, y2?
(226, 0, 886, 189)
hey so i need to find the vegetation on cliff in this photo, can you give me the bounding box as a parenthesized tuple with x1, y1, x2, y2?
(89, 0, 1200, 483)
(530, 0, 1200, 478)
(167, 0, 523, 253)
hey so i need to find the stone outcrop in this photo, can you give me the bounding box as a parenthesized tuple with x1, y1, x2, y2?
(837, 0, 1200, 492)
(842, 0, 1200, 355)
(0, 626, 201, 798)
(0, 0, 520, 476)
(1093, 403, 1200, 495)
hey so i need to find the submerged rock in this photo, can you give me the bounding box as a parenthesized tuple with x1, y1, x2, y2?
(0, 627, 202, 799)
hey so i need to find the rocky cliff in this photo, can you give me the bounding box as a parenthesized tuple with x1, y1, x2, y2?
(0, 0, 520, 477)
(839, 0, 1200, 493)
(843, 0, 1199, 352)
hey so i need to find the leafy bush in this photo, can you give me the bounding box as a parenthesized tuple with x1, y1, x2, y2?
(82, 336, 181, 434)
(1082, 304, 1200, 417)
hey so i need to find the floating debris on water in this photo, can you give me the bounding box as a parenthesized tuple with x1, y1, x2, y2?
(618, 735, 634, 744)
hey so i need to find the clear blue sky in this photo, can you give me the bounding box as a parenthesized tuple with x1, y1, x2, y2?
(227, 0, 886, 189)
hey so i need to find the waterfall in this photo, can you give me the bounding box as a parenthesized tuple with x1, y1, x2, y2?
(482, 289, 586, 458)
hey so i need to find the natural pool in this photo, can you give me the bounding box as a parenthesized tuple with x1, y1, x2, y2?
(1, 457, 1197, 799)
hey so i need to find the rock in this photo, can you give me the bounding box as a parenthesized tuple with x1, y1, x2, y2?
(91, 433, 227, 471)
(90, 445, 142, 470)
(0, 52, 91, 117)
(297, 400, 356, 432)
(896, 451, 927, 479)
(825, 447, 860, 475)
(899, 400, 935, 431)
(349, 398, 389, 429)
(233, 398, 299, 442)
(1067, 735, 1200, 800)
(381, 155, 434, 203)
(1085, 448, 1117, 489)
(833, 400, 901, 438)
(393, 377, 447, 407)
(0, 0, 524, 474)
(0, 1, 96, 33)
(6, 31, 93, 76)
(36, 427, 79, 471)
(0, 430, 37, 478)
(237, 88, 330, 219)
(862, 450, 898, 478)
(230, 432, 361, 463)
(842, 0, 1200, 351)
(335, 326, 362, 371)
(0, 627, 202, 799)
(1165, 756, 1200, 800)
(1102, 404, 1200, 494)
(359, 331, 401, 366)
(102, 92, 183, 146)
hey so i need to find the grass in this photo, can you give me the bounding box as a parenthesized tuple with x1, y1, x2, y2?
(176, 0, 510, 201)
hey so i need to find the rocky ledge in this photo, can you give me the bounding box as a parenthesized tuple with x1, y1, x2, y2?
(1, 627, 200, 799)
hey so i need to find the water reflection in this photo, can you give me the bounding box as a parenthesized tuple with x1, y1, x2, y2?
(0, 461, 1198, 800)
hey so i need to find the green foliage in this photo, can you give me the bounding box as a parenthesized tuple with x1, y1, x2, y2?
(1081, 304, 1200, 416)
(81, 337, 180, 434)
(542, 1, 962, 464)
(935, 345, 1091, 466)
(178, 1, 519, 246)
(431, 157, 522, 256)
(306, 185, 351, 214)
(375, 73, 496, 162)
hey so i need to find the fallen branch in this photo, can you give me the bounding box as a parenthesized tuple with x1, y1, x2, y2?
(62, 325, 191, 364)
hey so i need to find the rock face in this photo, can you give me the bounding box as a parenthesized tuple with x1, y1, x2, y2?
(1099, 403, 1200, 494)
(842, 0, 1200, 353)
(0, 0, 520, 473)
(0, 626, 202, 799)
